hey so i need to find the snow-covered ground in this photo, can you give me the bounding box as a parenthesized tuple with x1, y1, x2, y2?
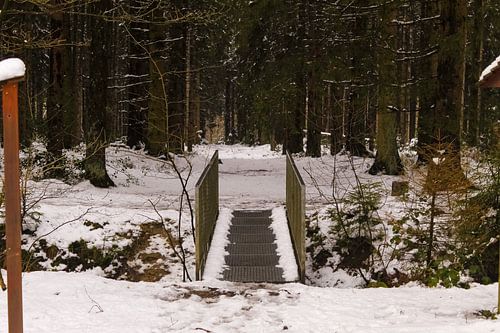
(0, 143, 498, 332)
(1, 271, 498, 332)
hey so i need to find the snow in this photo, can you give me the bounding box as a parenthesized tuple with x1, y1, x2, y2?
(480, 55, 500, 82)
(1, 271, 498, 332)
(197, 144, 281, 160)
(0, 58, 26, 82)
(0, 143, 498, 332)
(271, 207, 299, 281)
(203, 208, 233, 280)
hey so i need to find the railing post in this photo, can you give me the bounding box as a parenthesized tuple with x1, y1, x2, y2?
(1, 63, 25, 332)
(195, 180, 201, 280)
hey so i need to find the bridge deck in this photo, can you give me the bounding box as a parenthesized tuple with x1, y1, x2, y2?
(221, 210, 286, 283)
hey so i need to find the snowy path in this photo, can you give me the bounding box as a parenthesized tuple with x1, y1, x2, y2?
(218, 156, 286, 209)
(205, 208, 299, 283)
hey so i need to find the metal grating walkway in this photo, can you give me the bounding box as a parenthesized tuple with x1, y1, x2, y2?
(222, 210, 286, 283)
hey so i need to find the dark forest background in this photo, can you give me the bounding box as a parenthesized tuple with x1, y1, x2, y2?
(0, 0, 498, 186)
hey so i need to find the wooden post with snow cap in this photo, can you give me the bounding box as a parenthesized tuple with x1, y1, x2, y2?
(479, 54, 500, 314)
(0, 57, 25, 333)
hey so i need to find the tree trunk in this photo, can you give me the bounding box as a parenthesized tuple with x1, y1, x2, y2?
(409, 67, 417, 141)
(185, 26, 193, 152)
(166, 2, 186, 154)
(417, 1, 439, 160)
(84, 0, 114, 188)
(127, 6, 149, 149)
(46, 0, 68, 178)
(370, 108, 403, 175)
(194, 71, 201, 145)
(63, 11, 82, 148)
(147, 6, 169, 156)
(285, 1, 305, 154)
(330, 85, 345, 155)
(467, 0, 485, 146)
(345, 89, 368, 156)
(224, 79, 232, 144)
(435, 0, 467, 155)
(369, 1, 403, 175)
(345, 14, 370, 157)
(305, 0, 321, 158)
(288, 71, 305, 153)
(306, 71, 321, 157)
(426, 193, 437, 269)
(71, 15, 83, 147)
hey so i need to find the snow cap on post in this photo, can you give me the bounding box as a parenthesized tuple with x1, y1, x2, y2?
(479, 55, 500, 88)
(0, 58, 26, 84)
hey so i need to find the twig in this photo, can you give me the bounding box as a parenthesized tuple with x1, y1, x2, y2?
(27, 208, 93, 253)
(24, 208, 93, 270)
(167, 153, 196, 243)
(85, 287, 104, 313)
(166, 154, 194, 283)
(148, 200, 192, 282)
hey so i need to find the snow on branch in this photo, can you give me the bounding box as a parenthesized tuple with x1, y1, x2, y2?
(0, 58, 25, 82)
(391, 15, 440, 26)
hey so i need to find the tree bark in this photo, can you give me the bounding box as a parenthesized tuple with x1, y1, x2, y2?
(467, 0, 485, 146)
(345, 14, 370, 157)
(370, 108, 403, 175)
(147, 4, 169, 156)
(417, 1, 439, 161)
(127, 5, 149, 149)
(185, 26, 193, 152)
(330, 85, 345, 155)
(71, 12, 83, 147)
(224, 79, 232, 144)
(285, 1, 305, 154)
(84, 0, 114, 188)
(306, 71, 321, 157)
(435, 0, 467, 155)
(288, 71, 305, 153)
(46, 0, 68, 178)
(369, 1, 403, 175)
(166, 1, 186, 154)
(305, 0, 321, 158)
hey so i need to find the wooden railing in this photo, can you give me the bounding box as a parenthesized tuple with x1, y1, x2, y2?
(286, 151, 306, 283)
(195, 150, 219, 280)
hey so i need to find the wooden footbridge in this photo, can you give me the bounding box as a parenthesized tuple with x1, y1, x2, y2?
(195, 151, 306, 283)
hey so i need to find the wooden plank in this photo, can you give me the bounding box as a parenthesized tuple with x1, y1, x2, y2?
(195, 150, 219, 280)
(3, 81, 24, 333)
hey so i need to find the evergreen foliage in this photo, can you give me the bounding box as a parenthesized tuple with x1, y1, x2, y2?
(0, 0, 497, 163)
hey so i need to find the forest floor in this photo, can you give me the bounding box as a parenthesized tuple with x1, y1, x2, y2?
(0, 143, 499, 332)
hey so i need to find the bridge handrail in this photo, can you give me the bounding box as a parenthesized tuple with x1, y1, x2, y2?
(285, 151, 306, 283)
(195, 150, 219, 280)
